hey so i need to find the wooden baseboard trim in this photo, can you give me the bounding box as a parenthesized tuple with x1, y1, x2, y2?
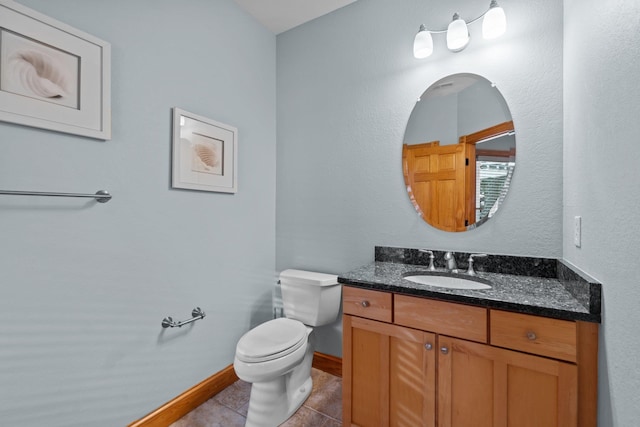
(129, 352, 342, 427)
(128, 364, 238, 427)
(313, 351, 342, 377)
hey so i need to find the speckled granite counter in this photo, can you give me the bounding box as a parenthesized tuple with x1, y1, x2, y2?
(338, 247, 602, 323)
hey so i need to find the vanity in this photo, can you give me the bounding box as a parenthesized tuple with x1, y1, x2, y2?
(338, 70, 600, 426)
(339, 247, 601, 427)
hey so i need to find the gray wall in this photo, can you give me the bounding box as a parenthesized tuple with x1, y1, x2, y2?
(404, 91, 458, 146)
(403, 78, 511, 147)
(564, 1, 640, 425)
(0, 1, 275, 426)
(277, 0, 564, 356)
(457, 80, 511, 137)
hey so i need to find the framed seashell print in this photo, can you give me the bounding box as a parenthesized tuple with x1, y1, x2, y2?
(0, 0, 110, 140)
(171, 108, 238, 194)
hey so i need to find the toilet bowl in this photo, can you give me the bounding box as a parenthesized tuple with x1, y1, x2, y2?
(233, 269, 341, 427)
(234, 318, 315, 426)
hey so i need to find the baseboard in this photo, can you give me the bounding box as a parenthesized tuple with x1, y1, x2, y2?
(312, 351, 342, 377)
(128, 352, 343, 427)
(128, 364, 238, 427)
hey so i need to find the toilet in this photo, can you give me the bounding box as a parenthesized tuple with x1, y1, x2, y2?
(233, 269, 342, 427)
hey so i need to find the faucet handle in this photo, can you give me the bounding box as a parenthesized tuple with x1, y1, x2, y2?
(467, 253, 488, 276)
(419, 249, 436, 271)
(469, 253, 488, 259)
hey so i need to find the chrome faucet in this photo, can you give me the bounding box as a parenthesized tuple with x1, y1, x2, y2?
(418, 249, 437, 271)
(466, 253, 488, 276)
(443, 251, 458, 273)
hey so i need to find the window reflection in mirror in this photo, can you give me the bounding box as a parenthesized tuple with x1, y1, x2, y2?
(402, 74, 515, 232)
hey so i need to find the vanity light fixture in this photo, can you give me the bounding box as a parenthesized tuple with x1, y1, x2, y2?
(447, 13, 470, 52)
(413, 0, 506, 59)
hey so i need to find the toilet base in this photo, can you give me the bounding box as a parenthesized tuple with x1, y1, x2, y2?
(241, 329, 316, 427)
(244, 375, 312, 427)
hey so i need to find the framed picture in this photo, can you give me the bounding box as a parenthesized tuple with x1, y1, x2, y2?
(0, 0, 111, 139)
(172, 108, 237, 194)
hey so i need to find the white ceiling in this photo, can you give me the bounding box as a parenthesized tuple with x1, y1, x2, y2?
(233, 0, 357, 34)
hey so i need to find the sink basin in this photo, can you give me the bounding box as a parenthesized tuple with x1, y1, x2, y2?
(403, 274, 492, 290)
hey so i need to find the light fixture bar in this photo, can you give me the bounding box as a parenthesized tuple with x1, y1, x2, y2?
(413, 0, 506, 58)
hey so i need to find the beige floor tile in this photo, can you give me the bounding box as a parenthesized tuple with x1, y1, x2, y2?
(279, 406, 332, 427)
(304, 371, 342, 420)
(171, 368, 342, 426)
(236, 399, 250, 417)
(310, 369, 335, 391)
(214, 379, 251, 411)
(170, 399, 246, 427)
(320, 417, 342, 427)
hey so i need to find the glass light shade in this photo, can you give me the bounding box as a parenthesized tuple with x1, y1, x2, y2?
(413, 27, 434, 59)
(482, 5, 506, 39)
(446, 17, 469, 52)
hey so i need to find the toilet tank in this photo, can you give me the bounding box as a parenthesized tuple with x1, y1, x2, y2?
(279, 269, 342, 326)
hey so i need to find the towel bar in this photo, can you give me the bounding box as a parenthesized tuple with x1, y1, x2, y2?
(162, 307, 206, 328)
(0, 189, 112, 203)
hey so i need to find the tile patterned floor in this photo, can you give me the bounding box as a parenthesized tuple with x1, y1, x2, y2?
(170, 368, 342, 427)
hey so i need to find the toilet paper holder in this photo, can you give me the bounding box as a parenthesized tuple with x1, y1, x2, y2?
(162, 307, 206, 328)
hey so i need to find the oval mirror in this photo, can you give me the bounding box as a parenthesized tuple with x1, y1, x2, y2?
(402, 73, 515, 232)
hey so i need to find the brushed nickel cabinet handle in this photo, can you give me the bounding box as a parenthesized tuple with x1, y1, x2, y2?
(527, 331, 537, 341)
(425, 343, 433, 350)
(361, 300, 370, 308)
(441, 347, 449, 355)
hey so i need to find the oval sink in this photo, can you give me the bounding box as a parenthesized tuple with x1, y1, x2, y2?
(403, 274, 492, 290)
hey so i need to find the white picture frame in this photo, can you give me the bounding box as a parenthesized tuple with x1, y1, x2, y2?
(172, 108, 238, 194)
(0, 0, 111, 139)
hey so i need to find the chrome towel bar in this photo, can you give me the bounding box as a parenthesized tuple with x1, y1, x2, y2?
(0, 189, 112, 203)
(162, 307, 206, 328)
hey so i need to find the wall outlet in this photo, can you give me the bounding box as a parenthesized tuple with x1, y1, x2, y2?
(574, 216, 582, 248)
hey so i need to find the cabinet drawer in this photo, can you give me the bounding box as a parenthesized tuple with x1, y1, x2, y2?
(343, 286, 392, 322)
(394, 295, 487, 343)
(490, 310, 577, 362)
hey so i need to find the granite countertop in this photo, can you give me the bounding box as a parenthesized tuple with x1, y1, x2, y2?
(338, 261, 601, 323)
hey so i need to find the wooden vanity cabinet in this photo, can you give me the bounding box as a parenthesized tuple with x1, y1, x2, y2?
(437, 336, 577, 427)
(343, 315, 436, 427)
(342, 287, 598, 427)
(342, 286, 436, 426)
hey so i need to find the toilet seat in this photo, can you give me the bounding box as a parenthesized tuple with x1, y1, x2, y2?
(236, 318, 307, 363)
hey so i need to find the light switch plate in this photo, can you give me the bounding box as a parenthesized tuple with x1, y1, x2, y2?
(574, 216, 582, 247)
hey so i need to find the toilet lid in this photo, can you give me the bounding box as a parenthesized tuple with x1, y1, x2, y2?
(236, 318, 307, 363)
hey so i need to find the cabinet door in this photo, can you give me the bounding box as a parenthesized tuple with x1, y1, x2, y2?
(343, 315, 436, 427)
(438, 336, 577, 427)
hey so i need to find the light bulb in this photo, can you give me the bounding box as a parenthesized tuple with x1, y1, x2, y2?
(483, 1, 506, 39)
(413, 24, 433, 59)
(446, 13, 469, 52)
